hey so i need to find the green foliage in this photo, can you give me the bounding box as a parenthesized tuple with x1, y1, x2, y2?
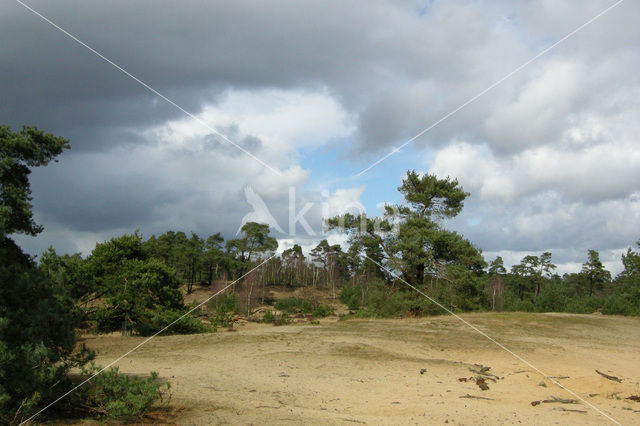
(532, 280, 570, 313)
(133, 307, 210, 336)
(328, 170, 483, 289)
(398, 171, 468, 219)
(510, 252, 556, 300)
(564, 296, 601, 314)
(440, 264, 489, 311)
(581, 250, 611, 296)
(38, 247, 91, 302)
(215, 293, 238, 313)
(78, 364, 170, 419)
(227, 222, 277, 263)
(488, 256, 506, 276)
(312, 304, 334, 318)
(342, 281, 444, 318)
(262, 310, 291, 325)
(262, 309, 275, 323)
(0, 125, 69, 236)
(209, 293, 237, 328)
(602, 295, 640, 316)
(271, 297, 333, 318)
(86, 234, 206, 336)
(503, 295, 535, 312)
(0, 126, 94, 424)
(0, 238, 94, 424)
(340, 284, 362, 310)
(274, 297, 313, 314)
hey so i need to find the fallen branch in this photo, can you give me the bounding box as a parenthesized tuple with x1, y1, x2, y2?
(595, 370, 621, 382)
(543, 397, 578, 404)
(626, 395, 640, 402)
(553, 407, 587, 414)
(531, 396, 578, 406)
(473, 364, 491, 374)
(547, 376, 570, 379)
(459, 394, 494, 400)
(470, 364, 500, 380)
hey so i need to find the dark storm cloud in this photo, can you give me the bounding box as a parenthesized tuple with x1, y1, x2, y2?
(1, 0, 373, 143)
(1, 0, 527, 155)
(29, 154, 181, 232)
(3, 0, 639, 156)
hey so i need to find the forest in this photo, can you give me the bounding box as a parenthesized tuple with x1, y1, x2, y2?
(2, 125, 639, 423)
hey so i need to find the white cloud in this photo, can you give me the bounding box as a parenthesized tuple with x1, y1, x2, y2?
(484, 60, 584, 152)
(430, 138, 640, 204)
(322, 186, 367, 218)
(153, 88, 354, 157)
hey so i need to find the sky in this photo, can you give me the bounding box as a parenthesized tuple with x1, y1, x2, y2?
(3, 0, 639, 275)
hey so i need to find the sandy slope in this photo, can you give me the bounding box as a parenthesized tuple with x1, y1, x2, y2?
(79, 312, 640, 425)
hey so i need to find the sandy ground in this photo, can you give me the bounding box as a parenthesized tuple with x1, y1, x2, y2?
(73, 312, 640, 425)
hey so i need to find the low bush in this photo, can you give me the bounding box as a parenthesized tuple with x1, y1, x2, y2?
(340, 281, 441, 318)
(208, 293, 237, 328)
(312, 304, 334, 318)
(134, 307, 211, 336)
(263, 309, 275, 323)
(262, 310, 291, 325)
(274, 297, 313, 314)
(77, 363, 170, 419)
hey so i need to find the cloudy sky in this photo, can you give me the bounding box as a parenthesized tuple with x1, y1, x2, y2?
(3, 0, 639, 274)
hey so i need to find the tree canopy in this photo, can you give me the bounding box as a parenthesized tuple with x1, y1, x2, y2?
(328, 171, 484, 288)
(0, 125, 69, 236)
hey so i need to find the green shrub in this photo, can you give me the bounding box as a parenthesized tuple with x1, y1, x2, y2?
(502, 291, 535, 312)
(339, 281, 449, 318)
(273, 312, 291, 326)
(262, 310, 290, 325)
(602, 295, 639, 316)
(564, 296, 600, 314)
(340, 284, 361, 310)
(263, 309, 275, 323)
(312, 304, 334, 318)
(212, 293, 237, 313)
(134, 307, 211, 336)
(78, 364, 170, 419)
(208, 293, 237, 328)
(274, 297, 313, 314)
(366, 285, 423, 317)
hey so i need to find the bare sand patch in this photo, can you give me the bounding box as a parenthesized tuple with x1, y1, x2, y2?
(78, 312, 640, 424)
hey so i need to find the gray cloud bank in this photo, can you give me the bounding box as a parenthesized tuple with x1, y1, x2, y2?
(3, 0, 639, 273)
